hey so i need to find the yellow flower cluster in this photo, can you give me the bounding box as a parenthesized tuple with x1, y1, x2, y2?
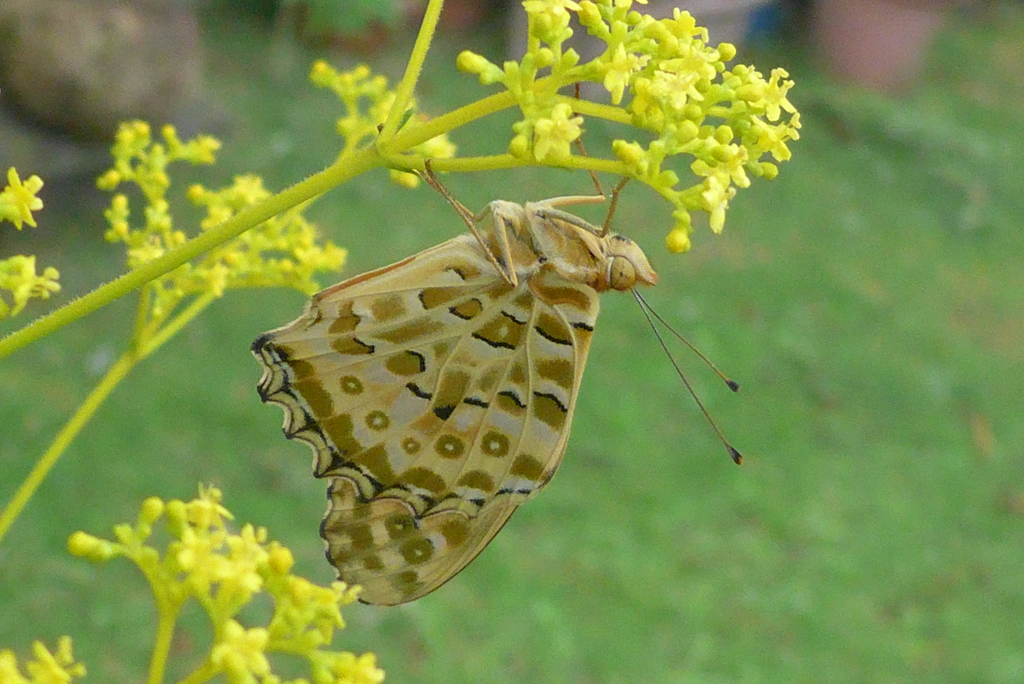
(457, 0, 800, 251)
(0, 637, 86, 684)
(310, 60, 456, 188)
(68, 486, 384, 684)
(98, 121, 345, 322)
(0, 168, 60, 319)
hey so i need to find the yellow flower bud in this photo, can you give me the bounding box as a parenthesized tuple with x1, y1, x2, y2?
(67, 531, 117, 561)
(665, 227, 691, 253)
(456, 50, 489, 74)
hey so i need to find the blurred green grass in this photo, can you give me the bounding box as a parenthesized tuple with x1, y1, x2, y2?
(3, 4, 1024, 683)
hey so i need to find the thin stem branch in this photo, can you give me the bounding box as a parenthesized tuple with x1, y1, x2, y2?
(0, 290, 217, 543)
(139, 292, 217, 357)
(148, 600, 181, 684)
(426, 153, 628, 177)
(380, 0, 443, 144)
(0, 351, 137, 543)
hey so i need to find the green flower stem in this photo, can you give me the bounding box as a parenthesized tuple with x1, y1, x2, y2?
(379, 0, 443, 145)
(138, 291, 217, 358)
(428, 153, 627, 178)
(177, 659, 218, 684)
(390, 89, 518, 151)
(0, 351, 135, 543)
(563, 97, 633, 126)
(134, 283, 154, 340)
(0, 146, 380, 360)
(148, 599, 183, 684)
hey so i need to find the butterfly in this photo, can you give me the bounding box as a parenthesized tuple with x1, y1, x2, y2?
(252, 193, 657, 605)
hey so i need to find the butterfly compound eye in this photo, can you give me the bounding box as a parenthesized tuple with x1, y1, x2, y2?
(608, 256, 637, 291)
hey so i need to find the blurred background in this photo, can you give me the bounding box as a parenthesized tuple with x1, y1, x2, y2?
(2, 1, 1023, 682)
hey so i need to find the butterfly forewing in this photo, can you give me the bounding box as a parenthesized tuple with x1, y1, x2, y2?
(253, 222, 609, 605)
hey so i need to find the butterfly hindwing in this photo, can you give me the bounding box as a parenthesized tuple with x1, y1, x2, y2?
(254, 232, 601, 604)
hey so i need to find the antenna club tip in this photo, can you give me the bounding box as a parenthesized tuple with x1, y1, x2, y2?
(728, 446, 743, 465)
(726, 379, 740, 392)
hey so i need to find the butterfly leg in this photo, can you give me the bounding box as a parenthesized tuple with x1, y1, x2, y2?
(530, 177, 631, 237)
(420, 160, 518, 286)
(529, 196, 606, 239)
(472, 201, 524, 288)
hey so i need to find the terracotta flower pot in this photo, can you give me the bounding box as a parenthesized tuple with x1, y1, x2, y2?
(812, 0, 961, 92)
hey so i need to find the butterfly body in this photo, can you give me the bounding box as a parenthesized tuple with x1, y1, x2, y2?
(253, 197, 656, 604)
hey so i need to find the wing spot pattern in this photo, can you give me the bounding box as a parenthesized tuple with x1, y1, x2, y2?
(386, 350, 426, 376)
(339, 376, 364, 395)
(509, 363, 528, 386)
(495, 389, 527, 416)
(472, 311, 526, 350)
(319, 414, 362, 458)
(371, 294, 407, 321)
(433, 370, 470, 422)
(348, 523, 374, 550)
(449, 298, 484, 320)
(378, 319, 445, 345)
(532, 391, 569, 431)
(419, 287, 461, 310)
(445, 264, 481, 281)
(385, 513, 416, 538)
(331, 336, 375, 356)
(292, 375, 333, 417)
(365, 410, 390, 431)
(535, 312, 573, 346)
(510, 453, 545, 480)
(435, 434, 466, 459)
(440, 518, 471, 547)
(327, 301, 360, 334)
(353, 444, 395, 484)
(400, 537, 434, 565)
(406, 382, 432, 400)
(456, 470, 496, 493)
(401, 467, 447, 494)
(536, 358, 573, 390)
(481, 430, 510, 457)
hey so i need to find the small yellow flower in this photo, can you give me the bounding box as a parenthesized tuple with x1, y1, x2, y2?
(0, 255, 61, 319)
(601, 43, 649, 105)
(700, 173, 736, 233)
(211, 620, 271, 684)
(523, 0, 581, 42)
(0, 650, 24, 684)
(0, 168, 44, 229)
(0, 638, 86, 684)
(313, 651, 385, 684)
(532, 103, 583, 163)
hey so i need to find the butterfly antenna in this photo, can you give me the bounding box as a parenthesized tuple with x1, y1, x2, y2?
(634, 290, 739, 392)
(633, 291, 743, 465)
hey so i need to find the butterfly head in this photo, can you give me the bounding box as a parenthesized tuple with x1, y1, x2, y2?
(601, 234, 658, 292)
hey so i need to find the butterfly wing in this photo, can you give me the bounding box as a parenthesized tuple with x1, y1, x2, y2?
(253, 236, 600, 604)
